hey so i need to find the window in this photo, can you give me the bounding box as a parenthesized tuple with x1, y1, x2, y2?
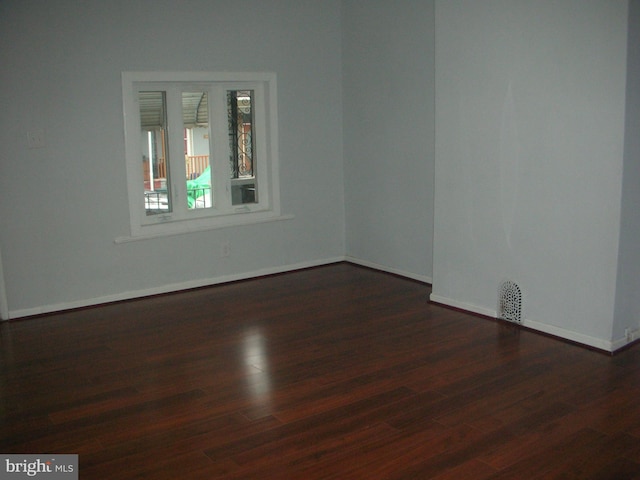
(121, 72, 282, 239)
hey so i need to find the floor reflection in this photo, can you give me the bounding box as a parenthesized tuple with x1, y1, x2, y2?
(242, 328, 273, 402)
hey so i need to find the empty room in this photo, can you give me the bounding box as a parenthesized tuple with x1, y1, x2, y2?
(1, 1, 640, 478)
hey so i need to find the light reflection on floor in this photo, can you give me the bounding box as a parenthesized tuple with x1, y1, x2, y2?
(242, 327, 273, 404)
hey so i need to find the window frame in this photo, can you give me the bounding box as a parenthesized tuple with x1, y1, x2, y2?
(121, 71, 282, 240)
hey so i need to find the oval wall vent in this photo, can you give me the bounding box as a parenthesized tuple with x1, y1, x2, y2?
(498, 281, 522, 323)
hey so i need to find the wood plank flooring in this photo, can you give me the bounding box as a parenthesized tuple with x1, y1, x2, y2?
(1, 263, 639, 479)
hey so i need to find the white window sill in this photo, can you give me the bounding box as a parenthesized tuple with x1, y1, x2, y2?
(114, 213, 294, 244)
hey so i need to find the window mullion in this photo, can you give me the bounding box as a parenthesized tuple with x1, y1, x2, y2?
(210, 86, 231, 212)
(167, 87, 187, 217)
(252, 83, 268, 207)
(124, 82, 146, 228)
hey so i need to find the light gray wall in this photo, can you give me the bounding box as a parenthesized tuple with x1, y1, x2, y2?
(614, 0, 640, 344)
(342, 0, 435, 282)
(0, 0, 346, 316)
(432, 0, 628, 350)
(0, 248, 7, 320)
(3, 0, 634, 353)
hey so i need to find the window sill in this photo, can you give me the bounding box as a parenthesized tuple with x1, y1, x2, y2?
(114, 213, 294, 244)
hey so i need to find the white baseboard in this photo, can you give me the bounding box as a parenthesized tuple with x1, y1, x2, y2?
(5, 256, 433, 320)
(6, 257, 346, 320)
(345, 256, 432, 284)
(429, 293, 616, 353)
(5, 258, 634, 354)
(610, 325, 640, 352)
(429, 293, 496, 318)
(521, 317, 614, 353)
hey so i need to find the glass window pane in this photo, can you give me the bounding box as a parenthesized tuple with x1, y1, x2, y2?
(228, 90, 257, 205)
(183, 92, 212, 210)
(139, 91, 171, 215)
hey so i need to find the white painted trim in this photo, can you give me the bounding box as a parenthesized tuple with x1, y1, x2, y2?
(0, 246, 8, 321)
(345, 256, 432, 284)
(114, 214, 294, 244)
(6, 256, 437, 320)
(521, 318, 613, 353)
(7, 257, 346, 320)
(429, 294, 496, 318)
(5, 250, 622, 353)
(610, 325, 640, 352)
(429, 293, 615, 352)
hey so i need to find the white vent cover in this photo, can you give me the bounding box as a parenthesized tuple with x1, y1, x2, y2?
(498, 281, 522, 323)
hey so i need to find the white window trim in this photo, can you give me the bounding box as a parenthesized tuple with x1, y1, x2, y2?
(118, 71, 287, 242)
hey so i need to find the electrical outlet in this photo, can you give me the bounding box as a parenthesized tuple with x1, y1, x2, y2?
(625, 328, 631, 342)
(221, 241, 230, 258)
(26, 128, 45, 149)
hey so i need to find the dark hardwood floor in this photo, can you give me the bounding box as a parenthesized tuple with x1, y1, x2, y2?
(1, 263, 639, 479)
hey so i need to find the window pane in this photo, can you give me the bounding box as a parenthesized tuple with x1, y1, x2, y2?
(183, 92, 212, 210)
(139, 91, 171, 215)
(228, 90, 257, 205)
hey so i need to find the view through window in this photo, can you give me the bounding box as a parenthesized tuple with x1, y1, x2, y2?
(121, 72, 280, 239)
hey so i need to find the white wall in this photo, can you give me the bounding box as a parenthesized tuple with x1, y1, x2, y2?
(432, 0, 629, 350)
(614, 0, 640, 347)
(0, 0, 346, 317)
(0, 247, 7, 320)
(3, 0, 633, 353)
(342, 0, 435, 282)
